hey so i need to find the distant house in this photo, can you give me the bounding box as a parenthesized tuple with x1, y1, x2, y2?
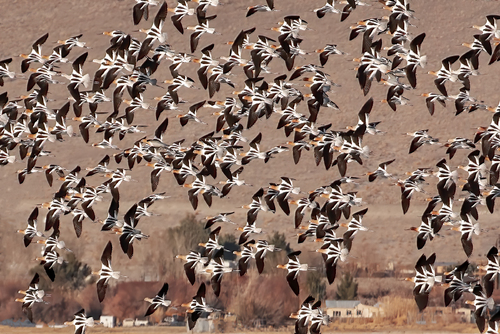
(100, 315, 115, 328)
(134, 319, 149, 326)
(122, 318, 149, 327)
(163, 314, 186, 326)
(454, 307, 472, 323)
(123, 318, 135, 327)
(325, 300, 381, 318)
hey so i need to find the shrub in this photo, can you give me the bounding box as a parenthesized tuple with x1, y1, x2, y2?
(307, 270, 326, 301)
(336, 272, 358, 300)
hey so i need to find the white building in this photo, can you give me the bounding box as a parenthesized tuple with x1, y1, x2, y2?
(122, 318, 149, 327)
(100, 316, 115, 328)
(123, 318, 135, 327)
(325, 300, 381, 318)
(134, 319, 149, 326)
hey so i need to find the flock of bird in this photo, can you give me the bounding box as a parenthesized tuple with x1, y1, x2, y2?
(4, 0, 500, 333)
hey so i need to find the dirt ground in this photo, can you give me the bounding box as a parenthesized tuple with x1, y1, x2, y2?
(0, 324, 481, 334)
(1, 0, 500, 324)
(0, 324, 475, 334)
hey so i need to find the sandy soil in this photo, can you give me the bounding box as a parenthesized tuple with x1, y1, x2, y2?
(0, 0, 500, 323)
